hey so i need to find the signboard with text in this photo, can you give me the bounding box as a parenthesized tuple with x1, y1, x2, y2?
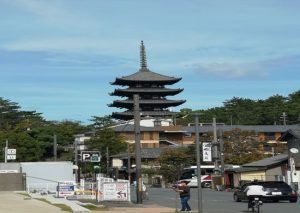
(202, 142, 212, 162)
(58, 181, 75, 197)
(102, 182, 129, 201)
(81, 151, 101, 162)
(7, 149, 16, 161)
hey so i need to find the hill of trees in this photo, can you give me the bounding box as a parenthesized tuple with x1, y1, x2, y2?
(1, 90, 299, 162)
(176, 90, 300, 125)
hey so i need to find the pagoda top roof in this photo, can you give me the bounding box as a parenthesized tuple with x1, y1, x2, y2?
(111, 69, 181, 85)
(111, 41, 182, 85)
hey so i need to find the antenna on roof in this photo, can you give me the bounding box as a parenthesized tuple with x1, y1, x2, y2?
(140, 40, 148, 71)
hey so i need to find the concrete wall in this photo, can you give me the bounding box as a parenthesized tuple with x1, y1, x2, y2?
(0, 173, 25, 191)
(0, 163, 21, 172)
(265, 166, 284, 181)
(21, 162, 74, 192)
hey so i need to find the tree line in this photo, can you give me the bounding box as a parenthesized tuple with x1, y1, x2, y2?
(0, 90, 299, 164)
(176, 90, 300, 126)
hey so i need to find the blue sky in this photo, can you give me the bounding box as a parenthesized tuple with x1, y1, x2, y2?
(0, 0, 299, 123)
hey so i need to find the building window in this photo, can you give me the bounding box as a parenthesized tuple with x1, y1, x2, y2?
(184, 132, 192, 137)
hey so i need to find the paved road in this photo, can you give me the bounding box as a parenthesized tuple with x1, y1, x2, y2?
(131, 187, 300, 213)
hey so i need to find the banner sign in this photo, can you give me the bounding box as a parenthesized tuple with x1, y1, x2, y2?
(102, 182, 129, 201)
(202, 142, 212, 162)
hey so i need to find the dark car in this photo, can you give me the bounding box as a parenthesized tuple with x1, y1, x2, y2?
(233, 181, 298, 203)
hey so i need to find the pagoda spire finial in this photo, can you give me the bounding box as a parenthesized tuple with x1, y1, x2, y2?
(140, 40, 148, 71)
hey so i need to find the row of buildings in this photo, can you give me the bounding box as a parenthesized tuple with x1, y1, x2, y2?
(74, 119, 300, 188)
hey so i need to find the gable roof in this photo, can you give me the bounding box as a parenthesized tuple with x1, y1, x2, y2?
(242, 154, 288, 168)
(110, 148, 162, 159)
(279, 128, 300, 141)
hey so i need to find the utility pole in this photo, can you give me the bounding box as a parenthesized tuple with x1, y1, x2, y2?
(282, 112, 287, 125)
(53, 134, 57, 161)
(127, 143, 131, 184)
(74, 139, 79, 182)
(106, 146, 109, 176)
(212, 118, 219, 173)
(4, 139, 8, 163)
(134, 94, 142, 204)
(194, 113, 203, 213)
(218, 130, 225, 188)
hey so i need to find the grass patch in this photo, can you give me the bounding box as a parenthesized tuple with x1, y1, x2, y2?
(35, 198, 72, 212)
(80, 204, 108, 211)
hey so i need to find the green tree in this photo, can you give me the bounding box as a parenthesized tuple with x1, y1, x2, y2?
(223, 129, 264, 165)
(87, 127, 127, 173)
(158, 147, 193, 183)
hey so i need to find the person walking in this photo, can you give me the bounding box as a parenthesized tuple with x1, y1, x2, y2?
(174, 180, 191, 212)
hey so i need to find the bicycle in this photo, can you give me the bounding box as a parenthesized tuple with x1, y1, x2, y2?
(250, 197, 263, 213)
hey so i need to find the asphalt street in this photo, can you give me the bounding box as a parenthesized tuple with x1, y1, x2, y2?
(131, 187, 300, 213)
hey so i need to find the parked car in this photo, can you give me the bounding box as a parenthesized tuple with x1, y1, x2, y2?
(233, 181, 298, 203)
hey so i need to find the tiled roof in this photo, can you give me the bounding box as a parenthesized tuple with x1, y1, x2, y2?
(112, 124, 299, 133)
(112, 70, 181, 85)
(110, 148, 162, 159)
(183, 125, 299, 133)
(242, 154, 288, 167)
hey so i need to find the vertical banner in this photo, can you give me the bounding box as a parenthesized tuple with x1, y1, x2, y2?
(202, 142, 212, 162)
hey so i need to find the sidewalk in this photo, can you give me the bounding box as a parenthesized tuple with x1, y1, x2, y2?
(0, 191, 62, 213)
(30, 193, 91, 213)
(94, 205, 175, 213)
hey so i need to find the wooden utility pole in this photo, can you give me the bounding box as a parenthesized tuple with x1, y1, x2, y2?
(4, 139, 8, 163)
(53, 134, 57, 161)
(74, 139, 79, 182)
(212, 118, 219, 173)
(106, 146, 109, 176)
(134, 94, 142, 204)
(127, 143, 131, 184)
(194, 114, 203, 213)
(218, 129, 225, 187)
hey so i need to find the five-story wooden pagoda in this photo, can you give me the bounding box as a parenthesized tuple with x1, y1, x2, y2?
(109, 41, 185, 120)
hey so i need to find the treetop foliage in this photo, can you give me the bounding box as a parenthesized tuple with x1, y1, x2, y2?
(176, 90, 300, 126)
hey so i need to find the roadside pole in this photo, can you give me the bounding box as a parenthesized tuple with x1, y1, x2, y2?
(106, 146, 109, 176)
(74, 139, 79, 182)
(53, 134, 57, 161)
(4, 139, 8, 163)
(127, 143, 131, 184)
(218, 129, 225, 188)
(212, 118, 219, 173)
(194, 113, 203, 213)
(134, 94, 142, 204)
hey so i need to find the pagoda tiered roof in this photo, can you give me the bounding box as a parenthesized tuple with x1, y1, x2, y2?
(109, 99, 185, 108)
(109, 41, 185, 120)
(111, 69, 181, 85)
(112, 110, 175, 120)
(110, 88, 184, 96)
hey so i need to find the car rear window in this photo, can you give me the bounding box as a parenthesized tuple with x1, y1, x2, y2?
(260, 182, 289, 188)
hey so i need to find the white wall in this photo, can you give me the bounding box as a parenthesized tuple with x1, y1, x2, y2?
(21, 162, 74, 192)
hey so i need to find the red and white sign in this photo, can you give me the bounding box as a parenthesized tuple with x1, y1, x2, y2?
(102, 182, 129, 201)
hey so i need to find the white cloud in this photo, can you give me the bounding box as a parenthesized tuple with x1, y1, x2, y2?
(188, 55, 300, 79)
(192, 62, 265, 79)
